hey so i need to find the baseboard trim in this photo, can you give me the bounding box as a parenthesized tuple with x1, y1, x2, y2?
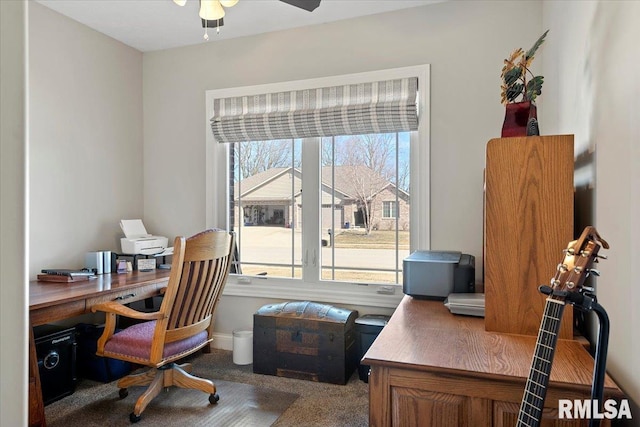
(211, 332, 233, 351)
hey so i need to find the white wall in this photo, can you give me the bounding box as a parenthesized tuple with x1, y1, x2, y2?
(142, 0, 542, 334)
(1, 1, 28, 425)
(543, 0, 640, 414)
(28, 2, 144, 278)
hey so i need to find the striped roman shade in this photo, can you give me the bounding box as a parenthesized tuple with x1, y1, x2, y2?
(210, 77, 418, 143)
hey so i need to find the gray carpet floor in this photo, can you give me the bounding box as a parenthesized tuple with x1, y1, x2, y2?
(45, 349, 369, 427)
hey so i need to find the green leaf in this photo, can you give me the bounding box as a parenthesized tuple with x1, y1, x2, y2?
(504, 67, 522, 85)
(506, 83, 524, 102)
(526, 76, 544, 101)
(525, 30, 549, 60)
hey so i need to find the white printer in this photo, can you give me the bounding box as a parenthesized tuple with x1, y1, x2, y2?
(119, 219, 168, 255)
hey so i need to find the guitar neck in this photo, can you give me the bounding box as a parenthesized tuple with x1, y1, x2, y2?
(516, 298, 566, 427)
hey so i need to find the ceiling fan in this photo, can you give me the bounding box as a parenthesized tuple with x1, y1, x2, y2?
(173, 0, 322, 40)
(279, 0, 322, 12)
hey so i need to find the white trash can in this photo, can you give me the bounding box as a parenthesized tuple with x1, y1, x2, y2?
(232, 330, 253, 365)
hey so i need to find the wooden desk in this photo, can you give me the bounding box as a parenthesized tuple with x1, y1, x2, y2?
(29, 270, 171, 427)
(362, 296, 623, 427)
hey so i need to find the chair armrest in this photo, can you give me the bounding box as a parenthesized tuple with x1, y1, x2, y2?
(92, 301, 165, 355)
(91, 301, 164, 321)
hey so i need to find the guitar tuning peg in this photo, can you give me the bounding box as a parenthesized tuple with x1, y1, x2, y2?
(588, 269, 601, 277)
(595, 254, 608, 260)
(582, 286, 595, 293)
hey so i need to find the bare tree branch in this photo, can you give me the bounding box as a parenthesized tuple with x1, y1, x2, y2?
(331, 134, 401, 234)
(235, 140, 299, 178)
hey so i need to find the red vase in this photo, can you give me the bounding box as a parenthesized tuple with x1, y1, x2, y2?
(501, 101, 538, 137)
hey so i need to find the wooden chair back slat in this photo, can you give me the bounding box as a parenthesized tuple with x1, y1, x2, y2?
(207, 261, 226, 317)
(166, 262, 194, 328)
(197, 258, 219, 324)
(189, 260, 215, 323)
(179, 260, 205, 327)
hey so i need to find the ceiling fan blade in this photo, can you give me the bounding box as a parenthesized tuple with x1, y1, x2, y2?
(201, 18, 224, 28)
(279, 0, 321, 12)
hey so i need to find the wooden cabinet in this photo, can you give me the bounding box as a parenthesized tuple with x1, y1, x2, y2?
(362, 297, 622, 427)
(484, 135, 574, 338)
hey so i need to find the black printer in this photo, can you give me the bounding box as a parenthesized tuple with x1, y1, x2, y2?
(402, 250, 475, 299)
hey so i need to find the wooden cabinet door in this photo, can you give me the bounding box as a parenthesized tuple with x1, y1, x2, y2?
(493, 401, 590, 427)
(391, 387, 478, 427)
(484, 135, 574, 338)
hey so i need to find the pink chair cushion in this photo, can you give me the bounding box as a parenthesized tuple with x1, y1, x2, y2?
(104, 321, 208, 361)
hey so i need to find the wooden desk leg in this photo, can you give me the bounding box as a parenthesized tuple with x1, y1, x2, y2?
(28, 324, 46, 427)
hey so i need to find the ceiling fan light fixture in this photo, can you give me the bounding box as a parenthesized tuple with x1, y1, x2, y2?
(175, 0, 319, 43)
(199, 0, 225, 21)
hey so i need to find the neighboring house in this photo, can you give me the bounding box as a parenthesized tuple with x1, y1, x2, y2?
(233, 166, 410, 231)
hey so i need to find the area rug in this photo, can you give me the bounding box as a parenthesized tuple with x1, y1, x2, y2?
(45, 377, 299, 427)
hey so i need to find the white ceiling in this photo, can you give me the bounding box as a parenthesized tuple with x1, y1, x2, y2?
(36, 0, 444, 52)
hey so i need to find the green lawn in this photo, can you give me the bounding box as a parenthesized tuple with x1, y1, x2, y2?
(240, 265, 402, 284)
(332, 229, 409, 249)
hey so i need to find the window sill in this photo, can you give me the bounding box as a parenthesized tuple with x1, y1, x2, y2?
(222, 275, 404, 309)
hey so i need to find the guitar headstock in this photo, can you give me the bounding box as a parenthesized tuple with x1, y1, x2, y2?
(546, 226, 609, 300)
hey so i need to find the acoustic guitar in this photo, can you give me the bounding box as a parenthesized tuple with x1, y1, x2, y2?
(516, 226, 609, 427)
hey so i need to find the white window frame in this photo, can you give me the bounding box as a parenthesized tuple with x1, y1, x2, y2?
(382, 201, 397, 219)
(205, 65, 430, 308)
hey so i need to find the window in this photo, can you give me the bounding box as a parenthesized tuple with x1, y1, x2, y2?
(320, 133, 408, 284)
(205, 65, 429, 306)
(382, 201, 397, 219)
(231, 138, 302, 279)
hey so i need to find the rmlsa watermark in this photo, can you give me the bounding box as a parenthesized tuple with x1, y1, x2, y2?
(558, 399, 632, 420)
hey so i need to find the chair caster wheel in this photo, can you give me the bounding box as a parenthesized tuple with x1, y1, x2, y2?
(129, 412, 141, 423)
(119, 388, 128, 399)
(209, 393, 220, 404)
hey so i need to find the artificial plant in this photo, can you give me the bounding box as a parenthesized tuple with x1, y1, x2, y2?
(501, 30, 549, 105)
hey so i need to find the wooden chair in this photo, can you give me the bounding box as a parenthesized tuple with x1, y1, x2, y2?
(92, 229, 235, 423)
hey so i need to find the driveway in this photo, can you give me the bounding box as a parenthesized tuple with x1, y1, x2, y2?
(235, 226, 408, 270)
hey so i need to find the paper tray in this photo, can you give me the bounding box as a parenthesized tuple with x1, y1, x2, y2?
(444, 293, 485, 317)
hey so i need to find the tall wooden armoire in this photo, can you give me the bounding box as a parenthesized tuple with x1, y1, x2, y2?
(484, 135, 574, 339)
